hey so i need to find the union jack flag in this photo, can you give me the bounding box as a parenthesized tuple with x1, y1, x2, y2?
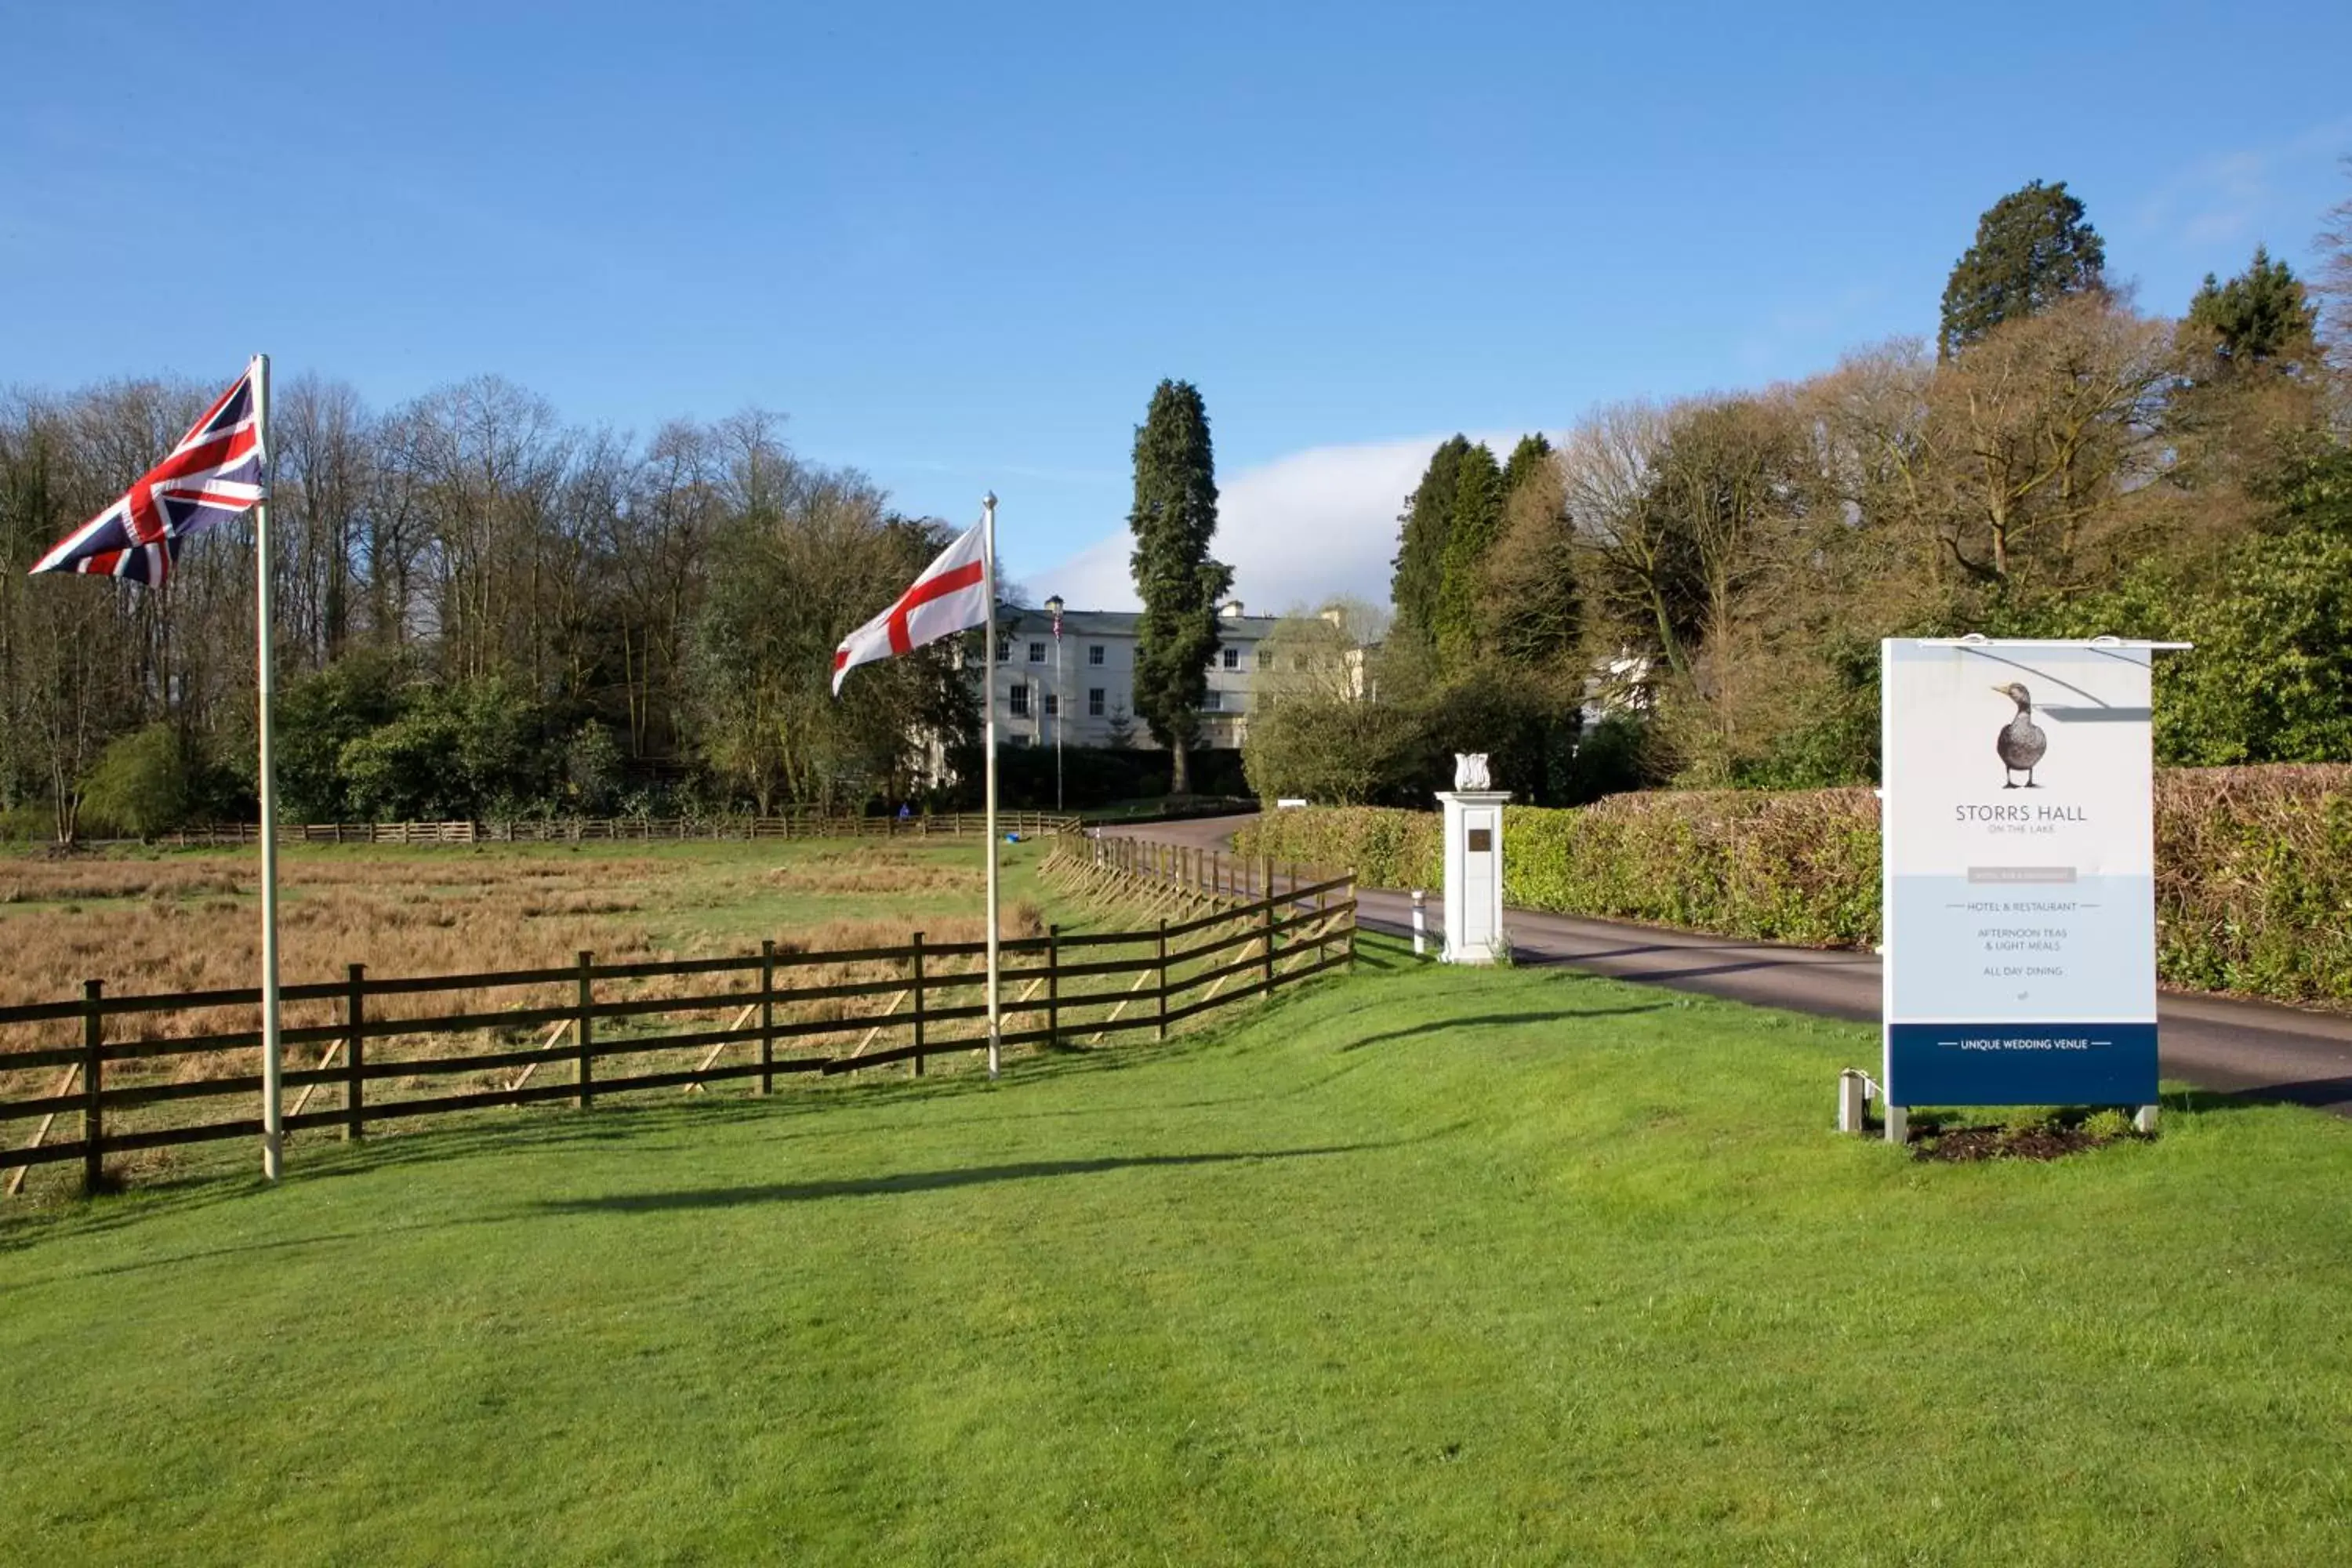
(29, 360, 266, 587)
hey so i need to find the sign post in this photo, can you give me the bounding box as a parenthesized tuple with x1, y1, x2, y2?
(1880, 637, 2187, 1141)
(1436, 753, 1508, 965)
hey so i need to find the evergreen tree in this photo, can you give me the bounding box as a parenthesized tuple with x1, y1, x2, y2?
(1126, 379, 1231, 794)
(2187, 246, 2319, 372)
(1938, 180, 2106, 359)
(1388, 434, 1470, 648)
(1432, 442, 1504, 670)
(1499, 432, 1553, 498)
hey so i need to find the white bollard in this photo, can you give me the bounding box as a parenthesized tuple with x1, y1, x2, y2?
(1410, 890, 1427, 956)
(1837, 1069, 1867, 1134)
(2134, 1103, 2160, 1134)
(1884, 1103, 1907, 1145)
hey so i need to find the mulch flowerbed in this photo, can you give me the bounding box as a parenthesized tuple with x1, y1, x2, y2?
(1911, 1123, 2138, 1163)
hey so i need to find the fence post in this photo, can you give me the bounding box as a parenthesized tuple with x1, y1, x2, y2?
(345, 963, 366, 1140)
(1047, 924, 1061, 1050)
(1156, 919, 1169, 1042)
(760, 939, 777, 1096)
(910, 932, 926, 1077)
(81, 979, 103, 1196)
(1261, 874, 1276, 1000)
(575, 951, 595, 1109)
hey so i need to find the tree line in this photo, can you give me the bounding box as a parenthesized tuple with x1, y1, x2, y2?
(0, 380, 981, 837)
(1244, 173, 2352, 804)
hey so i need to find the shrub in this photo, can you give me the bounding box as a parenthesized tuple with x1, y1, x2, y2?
(78, 724, 191, 839)
(2078, 1108, 2135, 1141)
(1242, 764, 2352, 1007)
(1240, 806, 1441, 890)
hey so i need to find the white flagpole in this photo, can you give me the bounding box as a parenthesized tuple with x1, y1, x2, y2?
(253, 353, 284, 1181)
(982, 492, 1002, 1080)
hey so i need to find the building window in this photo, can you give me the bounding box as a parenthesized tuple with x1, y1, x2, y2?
(1088, 688, 1105, 717)
(1257, 648, 1270, 670)
(1044, 691, 1059, 717)
(1087, 644, 1105, 666)
(1028, 641, 1046, 664)
(1202, 689, 1221, 712)
(1009, 684, 1029, 717)
(1221, 646, 1240, 670)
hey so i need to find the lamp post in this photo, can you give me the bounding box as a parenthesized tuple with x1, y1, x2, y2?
(1044, 594, 1065, 813)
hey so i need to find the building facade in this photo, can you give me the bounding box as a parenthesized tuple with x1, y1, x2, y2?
(989, 599, 1279, 751)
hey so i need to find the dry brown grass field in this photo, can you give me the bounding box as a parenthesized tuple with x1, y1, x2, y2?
(0, 839, 1082, 1190)
(0, 839, 1047, 1014)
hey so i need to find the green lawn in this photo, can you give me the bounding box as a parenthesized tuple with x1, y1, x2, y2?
(5, 938, 2350, 1563)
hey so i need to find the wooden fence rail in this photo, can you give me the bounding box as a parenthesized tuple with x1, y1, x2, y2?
(147, 812, 1082, 848)
(0, 870, 1353, 1196)
(1063, 829, 1347, 913)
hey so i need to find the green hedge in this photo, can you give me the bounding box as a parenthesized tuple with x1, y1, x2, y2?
(1239, 766, 2352, 1008)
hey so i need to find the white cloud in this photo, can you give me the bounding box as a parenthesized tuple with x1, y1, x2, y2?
(1029, 432, 1523, 615)
(2132, 119, 2352, 253)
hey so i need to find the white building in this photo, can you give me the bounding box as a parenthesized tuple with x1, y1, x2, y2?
(989, 598, 1279, 751)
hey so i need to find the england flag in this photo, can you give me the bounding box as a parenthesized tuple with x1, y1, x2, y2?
(831, 521, 989, 696)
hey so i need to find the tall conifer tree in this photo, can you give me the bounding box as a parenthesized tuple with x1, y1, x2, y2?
(1433, 442, 1504, 670)
(1127, 379, 1231, 793)
(2187, 246, 2319, 372)
(1388, 434, 1470, 651)
(1499, 432, 1553, 498)
(1938, 179, 2106, 359)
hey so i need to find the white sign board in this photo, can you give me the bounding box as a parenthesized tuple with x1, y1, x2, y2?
(1880, 639, 2160, 1106)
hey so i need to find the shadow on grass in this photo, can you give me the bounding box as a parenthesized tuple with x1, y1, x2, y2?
(1338, 1004, 1672, 1052)
(0, 1095, 840, 1255)
(2162, 1079, 2352, 1116)
(532, 1143, 1387, 1213)
(1514, 951, 1830, 986)
(0, 1217, 507, 1294)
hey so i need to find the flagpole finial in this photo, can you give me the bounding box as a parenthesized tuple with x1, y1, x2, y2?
(983, 492, 996, 510)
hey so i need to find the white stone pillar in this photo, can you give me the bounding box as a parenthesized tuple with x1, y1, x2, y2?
(1436, 788, 1510, 964)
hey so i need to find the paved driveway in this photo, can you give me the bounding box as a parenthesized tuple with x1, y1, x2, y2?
(1098, 814, 2352, 1113)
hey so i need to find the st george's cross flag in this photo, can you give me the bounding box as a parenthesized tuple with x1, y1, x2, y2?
(831, 521, 989, 696)
(30, 361, 266, 586)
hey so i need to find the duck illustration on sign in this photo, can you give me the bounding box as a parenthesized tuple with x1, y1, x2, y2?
(1992, 683, 2048, 788)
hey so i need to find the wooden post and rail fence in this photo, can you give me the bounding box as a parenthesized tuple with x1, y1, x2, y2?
(0, 849, 1353, 1198)
(1063, 829, 1341, 911)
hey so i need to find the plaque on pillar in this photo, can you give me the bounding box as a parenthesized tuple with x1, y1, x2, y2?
(1436, 753, 1509, 964)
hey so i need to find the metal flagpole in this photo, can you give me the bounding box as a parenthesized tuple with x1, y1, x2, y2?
(982, 492, 1002, 1080)
(253, 353, 284, 1181)
(1054, 615, 1064, 813)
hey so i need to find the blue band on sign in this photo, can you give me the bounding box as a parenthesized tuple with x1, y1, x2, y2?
(1887, 1022, 2157, 1106)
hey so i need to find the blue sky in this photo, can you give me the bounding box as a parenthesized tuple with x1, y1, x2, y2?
(5, 2, 2347, 608)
